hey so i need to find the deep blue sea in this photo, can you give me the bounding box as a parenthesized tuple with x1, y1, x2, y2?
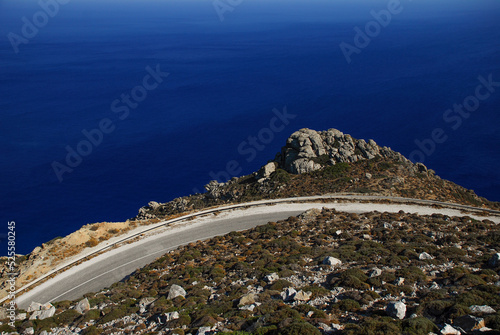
(1, 0, 499, 254)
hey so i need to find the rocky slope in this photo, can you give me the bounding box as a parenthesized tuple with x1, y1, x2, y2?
(2, 128, 499, 313)
(5, 208, 500, 334)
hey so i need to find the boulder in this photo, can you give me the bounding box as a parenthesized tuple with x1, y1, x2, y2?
(239, 293, 257, 306)
(27, 302, 43, 312)
(168, 284, 186, 300)
(75, 298, 90, 314)
(368, 268, 382, 278)
(165, 311, 180, 321)
(264, 273, 279, 283)
(281, 287, 297, 302)
(419, 252, 434, 260)
(137, 297, 156, 313)
(197, 326, 212, 335)
(258, 162, 276, 179)
(470, 305, 496, 314)
(386, 301, 406, 320)
(323, 256, 342, 267)
(23, 327, 35, 335)
(293, 290, 312, 302)
(440, 324, 461, 335)
(29, 303, 55, 320)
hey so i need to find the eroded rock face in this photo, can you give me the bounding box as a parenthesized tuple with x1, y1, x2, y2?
(274, 128, 410, 174)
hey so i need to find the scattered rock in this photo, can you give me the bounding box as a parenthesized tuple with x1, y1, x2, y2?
(470, 305, 496, 314)
(239, 293, 257, 306)
(23, 327, 35, 335)
(440, 324, 461, 335)
(293, 290, 312, 302)
(29, 303, 55, 320)
(395, 277, 405, 286)
(365, 172, 372, 180)
(419, 252, 434, 260)
(281, 287, 297, 301)
(264, 273, 279, 283)
(197, 326, 212, 335)
(75, 298, 90, 314)
(368, 268, 382, 278)
(137, 297, 156, 313)
(453, 315, 485, 333)
(386, 301, 406, 320)
(323, 256, 342, 267)
(165, 311, 180, 321)
(167, 284, 186, 300)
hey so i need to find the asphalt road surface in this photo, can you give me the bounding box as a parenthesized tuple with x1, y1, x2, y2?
(17, 211, 303, 308)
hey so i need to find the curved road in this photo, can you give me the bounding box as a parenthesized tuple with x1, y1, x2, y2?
(15, 195, 500, 309)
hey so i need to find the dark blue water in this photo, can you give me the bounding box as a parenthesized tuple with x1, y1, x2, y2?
(1, 0, 499, 254)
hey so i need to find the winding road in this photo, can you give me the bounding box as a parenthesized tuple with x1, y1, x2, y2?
(14, 195, 500, 309)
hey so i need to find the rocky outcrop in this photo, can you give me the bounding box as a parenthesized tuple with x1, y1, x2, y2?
(274, 128, 410, 174)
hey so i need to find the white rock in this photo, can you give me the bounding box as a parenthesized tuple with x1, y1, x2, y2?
(386, 301, 406, 320)
(264, 273, 279, 283)
(293, 290, 312, 302)
(168, 284, 186, 299)
(27, 302, 43, 312)
(323, 256, 342, 267)
(368, 268, 382, 277)
(395, 277, 405, 286)
(440, 324, 461, 335)
(75, 298, 90, 314)
(419, 252, 434, 260)
(165, 311, 180, 321)
(259, 162, 276, 179)
(197, 326, 212, 335)
(23, 327, 35, 335)
(281, 287, 297, 301)
(470, 305, 496, 314)
(29, 304, 55, 320)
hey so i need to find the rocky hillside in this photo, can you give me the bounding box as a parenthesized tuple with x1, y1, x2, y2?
(5, 208, 500, 334)
(2, 128, 498, 306)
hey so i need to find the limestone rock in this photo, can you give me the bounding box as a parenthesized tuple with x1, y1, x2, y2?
(470, 305, 496, 314)
(281, 287, 297, 301)
(168, 284, 186, 300)
(239, 293, 257, 306)
(137, 297, 156, 313)
(75, 298, 90, 314)
(197, 326, 212, 335)
(258, 162, 276, 180)
(419, 252, 434, 260)
(440, 324, 461, 335)
(29, 303, 55, 320)
(323, 256, 342, 267)
(165, 311, 180, 321)
(293, 290, 312, 302)
(264, 273, 279, 283)
(386, 301, 406, 320)
(274, 128, 408, 174)
(27, 302, 43, 312)
(368, 268, 382, 278)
